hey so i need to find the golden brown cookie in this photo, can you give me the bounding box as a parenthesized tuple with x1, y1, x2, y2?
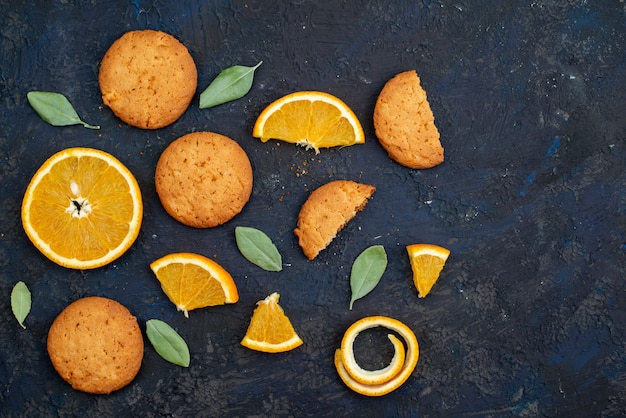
(294, 180, 376, 260)
(47, 296, 144, 395)
(373, 70, 444, 169)
(155, 131, 253, 228)
(98, 30, 197, 129)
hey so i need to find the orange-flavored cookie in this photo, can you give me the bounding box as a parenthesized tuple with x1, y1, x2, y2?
(155, 132, 253, 228)
(373, 70, 444, 169)
(294, 180, 376, 260)
(99, 30, 197, 129)
(47, 296, 144, 394)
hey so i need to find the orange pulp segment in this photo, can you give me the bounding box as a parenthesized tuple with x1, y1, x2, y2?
(252, 91, 365, 154)
(406, 243, 450, 297)
(150, 252, 239, 318)
(241, 292, 303, 353)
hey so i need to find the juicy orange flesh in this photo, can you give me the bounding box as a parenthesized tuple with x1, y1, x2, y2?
(246, 302, 296, 344)
(27, 155, 135, 262)
(260, 100, 357, 147)
(156, 262, 227, 310)
(411, 254, 446, 296)
(241, 293, 303, 352)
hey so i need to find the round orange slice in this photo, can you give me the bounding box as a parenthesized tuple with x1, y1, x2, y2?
(406, 243, 450, 297)
(334, 316, 419, 396)
(252, 91, 365, 154)
(241, 292, 303, 353)
(150, 252, 239, 318)
(21, 147, 143, 269)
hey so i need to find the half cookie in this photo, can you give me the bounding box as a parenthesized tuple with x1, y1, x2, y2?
(373, 70, 444, 169)
(294, 180, 375, 260)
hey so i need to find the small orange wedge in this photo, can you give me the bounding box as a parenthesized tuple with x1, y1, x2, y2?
(252, 91, 364, 154)
(241, 292, 303, 353)
(406, 243, 450, 298)
(150, 252, 239, 318)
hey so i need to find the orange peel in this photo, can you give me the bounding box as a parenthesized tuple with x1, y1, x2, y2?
(334, 316, 419, 396)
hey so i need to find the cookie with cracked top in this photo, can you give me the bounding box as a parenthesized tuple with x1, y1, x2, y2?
(99, 29, 197, 129)
(47, 296, 144, 394)
(155, 131, 253, 228)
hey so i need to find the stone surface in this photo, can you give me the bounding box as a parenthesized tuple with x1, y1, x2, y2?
(0, 0, 624, 416)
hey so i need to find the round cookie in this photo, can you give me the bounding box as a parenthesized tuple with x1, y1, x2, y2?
(373, 70, 444, 169)
(294, 180, 376, 260)
(47, 296, 144, 394)
(98, 30, 197, 129)
(155, 132, 253, 228)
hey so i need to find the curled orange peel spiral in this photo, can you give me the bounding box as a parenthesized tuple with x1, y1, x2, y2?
(334, 316, 419, 396)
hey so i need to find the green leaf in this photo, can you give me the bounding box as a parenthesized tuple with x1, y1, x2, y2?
(27, 91, 100, 129)
(235, 226, 282, 272)
(11, 281, 31, 329)
(199, 61, 262, 109)
(349, 245, 388, 310)
(146, 319, 190, 367)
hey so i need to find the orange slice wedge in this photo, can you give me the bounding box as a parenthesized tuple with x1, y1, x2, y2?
(21, 147, 142, 269)
(406, 243, 450, 297)
(150, 252, 239, 318)
(334, 316, 419, 396)
(241, 292, 303, 353)
(252, 91, 365, 154)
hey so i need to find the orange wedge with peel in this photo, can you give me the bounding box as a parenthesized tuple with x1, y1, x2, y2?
(241, 292, 303, 353)
(252, 91, 365, 154)
(150, 252, 239, 318)
(406, 243, 450, 297)
(21, 147, 142, 269)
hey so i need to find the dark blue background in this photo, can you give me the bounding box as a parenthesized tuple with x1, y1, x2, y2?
(1, 0, 624, 416)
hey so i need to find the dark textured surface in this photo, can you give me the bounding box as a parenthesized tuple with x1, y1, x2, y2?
(1, 0, 625, 416)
